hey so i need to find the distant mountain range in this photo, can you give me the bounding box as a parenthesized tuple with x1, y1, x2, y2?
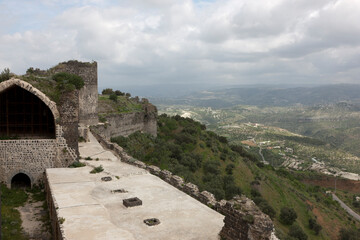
(150, 84, 360, 108)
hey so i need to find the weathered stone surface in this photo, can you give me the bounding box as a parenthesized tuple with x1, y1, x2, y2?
(170, 175, 184, 189)
(184, 182, 200, 198)
(134, 160, 146, 169)
(199, 191, 217, 206)
(160, 170, 172, 182)
(217, 196, 274, 240)
(91, 110, 157, 139)
(51, 60, 98, 126)
(123, 197, 142, 207)
(147, 165, 161, 176)
(58, 90, 79, 157)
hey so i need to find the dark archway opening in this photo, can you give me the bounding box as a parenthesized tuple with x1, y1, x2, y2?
(0, 85, 55, 139)
(11, 173, 31, 189)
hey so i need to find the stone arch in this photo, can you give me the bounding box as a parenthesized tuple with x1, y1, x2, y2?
(8, 170, 34, 188)
(0, 78, 60, 138)
(0, 78, 60, 119)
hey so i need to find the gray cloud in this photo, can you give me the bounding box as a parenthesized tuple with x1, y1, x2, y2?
(0, 0, 359, 91)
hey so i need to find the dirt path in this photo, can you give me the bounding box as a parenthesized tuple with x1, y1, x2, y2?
(17, 193, 52, 240)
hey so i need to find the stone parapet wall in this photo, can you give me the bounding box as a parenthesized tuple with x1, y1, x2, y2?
(217, 197, 274, 240)
(91, 130, 275, 240)
(91, 111, 157, 139)
(44, 173, 65, 240)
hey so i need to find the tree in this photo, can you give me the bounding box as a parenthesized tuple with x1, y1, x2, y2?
(225, 163, 235, 175)
(339, 228, 360, 240)
(115, 90, 124, 96)
(288, 224, 308, 240)
(309, 218, 322, 235)
(102, 88, 114, 95)
(279, 207, 297, 225)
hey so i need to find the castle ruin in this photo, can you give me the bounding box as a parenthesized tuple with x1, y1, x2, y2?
(0, 60, 157, 188)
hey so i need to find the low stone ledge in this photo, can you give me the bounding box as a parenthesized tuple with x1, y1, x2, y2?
(134, 160, 146, 169)
(146, 165, 161, 176)
(170, 175, 184, 189)
(183, 182, 200, 198)
(199, 191, 217, 206)
(160, 170, 172, 182)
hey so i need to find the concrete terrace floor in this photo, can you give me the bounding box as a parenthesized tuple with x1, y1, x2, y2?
(46, 133, 224, 240)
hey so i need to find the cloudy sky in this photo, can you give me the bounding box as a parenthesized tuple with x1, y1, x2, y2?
(0, 0, 359, 91)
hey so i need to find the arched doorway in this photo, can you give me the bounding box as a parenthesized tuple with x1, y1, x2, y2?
(11, 173, 31, 188)
(0, 85, 56, 139)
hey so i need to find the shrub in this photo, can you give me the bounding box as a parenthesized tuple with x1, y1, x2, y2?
(109, 93, 118, 102)
(102, 88, 114, 95)
(225, 163, 235, 175)
(115, 90, 124, 96)
(279, 207, 297, 225)
(0, 68, 11, 82)
(69, 161, 86, 168)
(90, 165, 104, 174)
(288, 224, 307, 240)
(339, 228, 360, 240)
(259, 201, 276, 219)
(242, 214, 254, 224)
(309, 218, 322, 235)
(203, 161, 221, 175)
(53, 72, 84, 91)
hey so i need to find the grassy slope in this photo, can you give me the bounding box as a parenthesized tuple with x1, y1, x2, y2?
(98, 94, 144, 117)
(112, 114, 360, 240)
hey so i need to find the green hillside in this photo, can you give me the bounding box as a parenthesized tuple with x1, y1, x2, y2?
(159, 103, 360, 173)
(112, 114, 360, 240)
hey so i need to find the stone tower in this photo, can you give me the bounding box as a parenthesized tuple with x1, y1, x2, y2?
(51, 60, 98, 126)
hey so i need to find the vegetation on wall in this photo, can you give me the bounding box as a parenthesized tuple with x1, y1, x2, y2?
(52, 72, 84, 91)
(0, 68, 12, 82)
(19, 71, 84, 103)
(98, 88, 145, 116)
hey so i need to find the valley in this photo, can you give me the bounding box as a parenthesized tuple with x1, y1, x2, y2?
(156, 104, 360, 176)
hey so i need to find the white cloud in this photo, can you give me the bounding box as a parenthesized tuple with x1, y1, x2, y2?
(0, 0, 359, 89)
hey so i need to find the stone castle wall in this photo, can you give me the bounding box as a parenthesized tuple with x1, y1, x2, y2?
(0, 79, 77, 187)
(91, 100, 157, 139)
(51, 61, 98, 126)
(58, 90, 80, 156)
(45, 173, 65, 240)
(91, 112, 157, 139)
(0, 125, 76, 187)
